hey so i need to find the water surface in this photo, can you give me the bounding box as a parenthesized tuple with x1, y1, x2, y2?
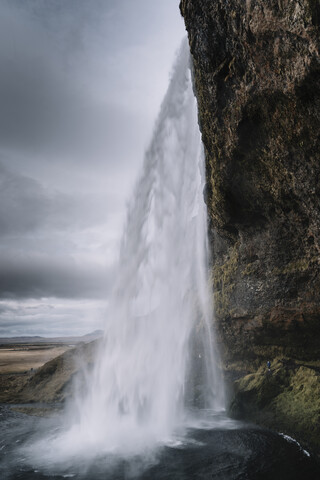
(1, 405, 319, 480)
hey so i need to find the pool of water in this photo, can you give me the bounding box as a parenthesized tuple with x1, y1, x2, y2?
(1, 405, 319, 480)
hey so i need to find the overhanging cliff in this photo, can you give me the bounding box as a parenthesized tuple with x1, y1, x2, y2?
(181, 0, 320, 451)
(181, 0, 320, 364)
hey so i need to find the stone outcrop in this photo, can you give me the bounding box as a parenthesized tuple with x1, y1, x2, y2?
(230, 358, 320, 451)
(180, 0, 320, 451)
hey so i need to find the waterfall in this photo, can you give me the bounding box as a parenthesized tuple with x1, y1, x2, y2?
(33, 39, 225, 462)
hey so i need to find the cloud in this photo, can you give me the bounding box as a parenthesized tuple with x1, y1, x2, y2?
(0, 161, 116, 300)
(0, 1, 130, 163)
(0, 160, 116, 237)
(0, 162, 49, 236)
(0, 0, 184, 167)
(0, 298, 105, 337)
(0, 253, 112, 300)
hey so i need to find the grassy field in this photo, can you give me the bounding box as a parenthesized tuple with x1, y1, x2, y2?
(0, 344, 72, 374)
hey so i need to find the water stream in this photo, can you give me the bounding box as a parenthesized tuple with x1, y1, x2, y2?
(60, 38, 224, 458)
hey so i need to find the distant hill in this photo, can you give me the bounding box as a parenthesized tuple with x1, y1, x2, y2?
(0, 330, 103, 345)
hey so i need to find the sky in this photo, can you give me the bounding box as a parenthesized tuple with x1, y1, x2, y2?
(0, 0, 186, 337)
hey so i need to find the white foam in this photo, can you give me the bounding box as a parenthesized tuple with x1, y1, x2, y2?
(279, 432, 311, 457)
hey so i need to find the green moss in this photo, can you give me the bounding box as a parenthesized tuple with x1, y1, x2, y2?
(212, 242, 240, 289)
(241, 261, 258, 276)
(284, 258, 310, 273)
(211, 242, 240, 317)
(213, 284, 235, 317)
(230, 358, 320, 450)
(236, 359, 288, 397)
(272, 256, 318, 275)
(274, 367, 320, 417)
(272, 366, 320, 445)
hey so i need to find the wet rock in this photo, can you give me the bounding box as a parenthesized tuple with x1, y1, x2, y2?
(229, 358, 320, 452)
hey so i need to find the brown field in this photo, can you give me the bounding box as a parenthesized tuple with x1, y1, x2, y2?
(0, 344, 72, 374)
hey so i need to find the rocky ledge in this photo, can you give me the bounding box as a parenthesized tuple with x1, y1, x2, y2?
(180, 0, 320, 452)
(229, 357, 320, 452)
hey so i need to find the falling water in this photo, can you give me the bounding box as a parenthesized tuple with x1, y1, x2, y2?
(71, 38, 223, 453)
(27, 40, 225, 465)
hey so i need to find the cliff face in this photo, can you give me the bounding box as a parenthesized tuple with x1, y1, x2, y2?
(180, 0, 320, 364)
(180, 0, 320, 450)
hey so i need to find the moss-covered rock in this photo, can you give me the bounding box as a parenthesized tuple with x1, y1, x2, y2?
(230, 358, 320, 452)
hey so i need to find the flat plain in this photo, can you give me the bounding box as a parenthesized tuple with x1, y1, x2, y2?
(0, 344, 72, 374)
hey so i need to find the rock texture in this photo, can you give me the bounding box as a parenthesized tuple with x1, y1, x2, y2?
(230, 358, 320, 451)
(180, 0, 320, 451)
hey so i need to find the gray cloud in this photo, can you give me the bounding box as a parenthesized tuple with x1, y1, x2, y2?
(0, 298, 105, 337)
(0, 161, 117, 300)
(0, 162, 48, 236)
(0, 0, 184, 335)
(0, 0, 183, 166)
(0, 255, 112, 300)
(0, 1, 123, 163)
(0, 160, 119, 237)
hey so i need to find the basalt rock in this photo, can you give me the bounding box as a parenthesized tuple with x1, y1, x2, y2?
(180, 0, 320, 451)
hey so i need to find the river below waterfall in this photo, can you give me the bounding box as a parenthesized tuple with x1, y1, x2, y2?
(1, 405, 319, 480)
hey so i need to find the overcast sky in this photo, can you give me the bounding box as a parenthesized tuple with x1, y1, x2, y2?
(0, 0, 185, 337)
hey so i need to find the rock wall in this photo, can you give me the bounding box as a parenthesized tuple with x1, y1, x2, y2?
(180, 0, 320, 364)
(180, 0, 320, 451)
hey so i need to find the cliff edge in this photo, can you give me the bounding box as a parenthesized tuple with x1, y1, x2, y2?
(180, 0, 320, 452)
